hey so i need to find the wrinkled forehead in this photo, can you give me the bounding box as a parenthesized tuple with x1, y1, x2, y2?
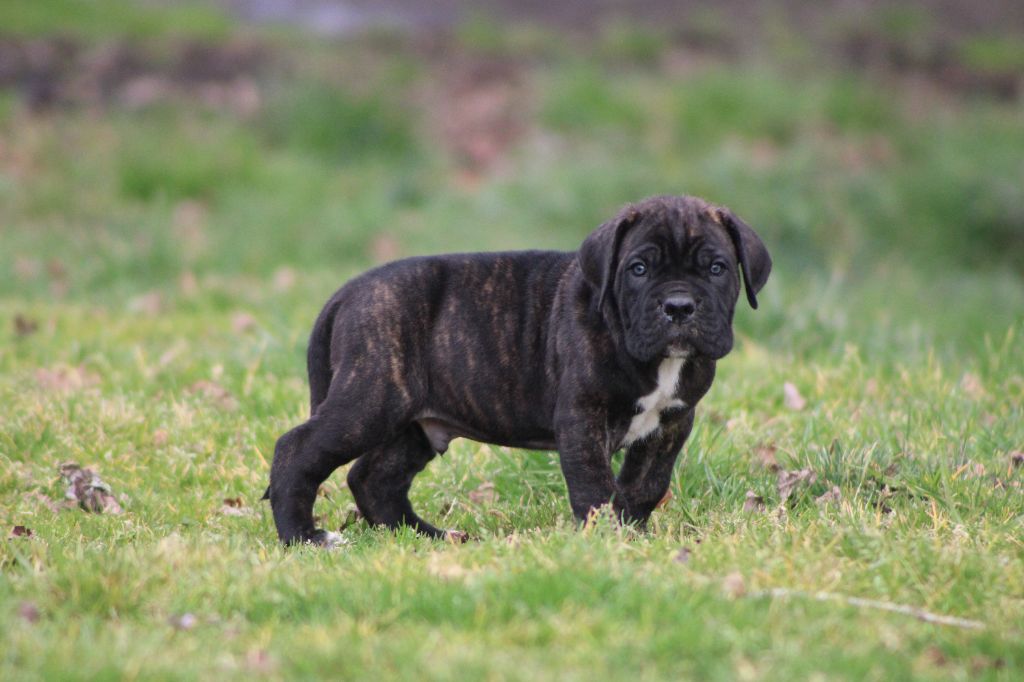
(621, 198, 733, 256)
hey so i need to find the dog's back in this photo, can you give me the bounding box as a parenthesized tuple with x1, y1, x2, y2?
(308, 251, 575, 439)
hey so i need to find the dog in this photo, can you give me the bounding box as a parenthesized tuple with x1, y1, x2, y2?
(267, 195, 771, 545)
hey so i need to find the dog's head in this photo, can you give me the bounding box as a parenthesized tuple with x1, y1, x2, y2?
(579, 195, 771, 362)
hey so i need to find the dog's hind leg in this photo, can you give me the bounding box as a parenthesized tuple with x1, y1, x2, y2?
(268, 378, 415, 546)
(347, 425, 462, 541)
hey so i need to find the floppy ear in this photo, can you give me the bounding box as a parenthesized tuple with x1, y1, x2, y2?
(717, 208, 772, 309)
(578, 209, 641, 312)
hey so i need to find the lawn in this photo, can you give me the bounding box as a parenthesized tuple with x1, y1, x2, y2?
(2, 1, 1023, 679)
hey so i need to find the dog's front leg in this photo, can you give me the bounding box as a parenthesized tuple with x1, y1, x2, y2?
(555, 408, 619, 521)
(615, 409, 694, 526)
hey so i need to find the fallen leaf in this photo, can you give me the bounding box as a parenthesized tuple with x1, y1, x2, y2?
(370, 233, 401, 263)
(743, 490, 766, 512)
(179, 271, 200, 296)
(129, 291, 163, 315)
(47, 259, 69, 297)
(219, 497, 251, 517)
(753, 443, 779, 472)
(777, 468, 817, 503)
(960, 372, 985, 400)
(169, 613, 198, 630)
(14, 256, 41, 281)
(445, 529, 470, 544)
(468, 481, 497, 505)
(231, 311, 257, 334)
(156, 343, 185, 370)
(272, 267, 296, 292)
(10, 525, 34, 538)
(722, 571, 746, 598)
(923, 646, 948, 667)
(35, 365, 100, 392)
(970, 656, 1006, 673)
(815, 485, 842, 505)
(172, 200, 209, 261)
(59, 462, 123, 514)
(18, 601, 40, 623)
(187, 380, 237, 411)
(673, 547, 692, 564)
(783, 382, 806, 411)
(245, 649, 276, 673)
(14, 314, 39, 337)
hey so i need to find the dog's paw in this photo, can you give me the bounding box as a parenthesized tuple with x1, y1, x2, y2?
(308, 529, 348, 549)
(444, 529, 470, 544)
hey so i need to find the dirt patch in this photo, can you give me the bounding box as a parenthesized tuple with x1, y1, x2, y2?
(0, 35, 271, 113)
(841, 29, 1021, 101)
(419, 53, 530, 179)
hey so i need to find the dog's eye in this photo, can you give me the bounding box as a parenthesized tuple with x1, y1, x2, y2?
(629, 262, 648, 277)
(709, 261, 726, 276)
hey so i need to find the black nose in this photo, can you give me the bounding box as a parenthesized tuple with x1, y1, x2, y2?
(662, 296, 696, 322)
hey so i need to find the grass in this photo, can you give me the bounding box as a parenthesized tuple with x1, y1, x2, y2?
(2, 2, 1024, 680)
(0, 0, 232, 39)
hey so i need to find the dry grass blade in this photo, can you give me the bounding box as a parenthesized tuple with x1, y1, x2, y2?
(751, 588, 986, 630)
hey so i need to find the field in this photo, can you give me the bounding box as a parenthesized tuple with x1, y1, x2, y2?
(2, 1, 1023, 679)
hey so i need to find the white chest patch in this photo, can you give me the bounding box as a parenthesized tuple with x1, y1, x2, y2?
(621, 356, 687, 447)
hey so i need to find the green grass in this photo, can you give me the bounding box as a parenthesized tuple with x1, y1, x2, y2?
(2, 3, 1024, 680)
(0, 0, 232, 39)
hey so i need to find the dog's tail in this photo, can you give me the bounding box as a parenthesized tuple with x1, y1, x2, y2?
(307, 295, 342, 415)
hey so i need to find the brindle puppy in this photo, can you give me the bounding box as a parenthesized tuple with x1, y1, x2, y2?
(267, 195, 771, 545)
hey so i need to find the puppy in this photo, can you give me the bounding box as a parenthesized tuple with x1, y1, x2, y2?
(267, 195, 770, 544)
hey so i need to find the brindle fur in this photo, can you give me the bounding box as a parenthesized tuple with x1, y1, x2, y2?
(267, 195, 771, 544)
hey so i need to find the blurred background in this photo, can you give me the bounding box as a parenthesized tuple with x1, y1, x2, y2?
(2, 0, 1022, 357)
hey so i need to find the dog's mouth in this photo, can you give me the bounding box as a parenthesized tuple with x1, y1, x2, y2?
(665, 341, 693, 359)
(656, 322, 733, 361)
(689, 327, 734, 358)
